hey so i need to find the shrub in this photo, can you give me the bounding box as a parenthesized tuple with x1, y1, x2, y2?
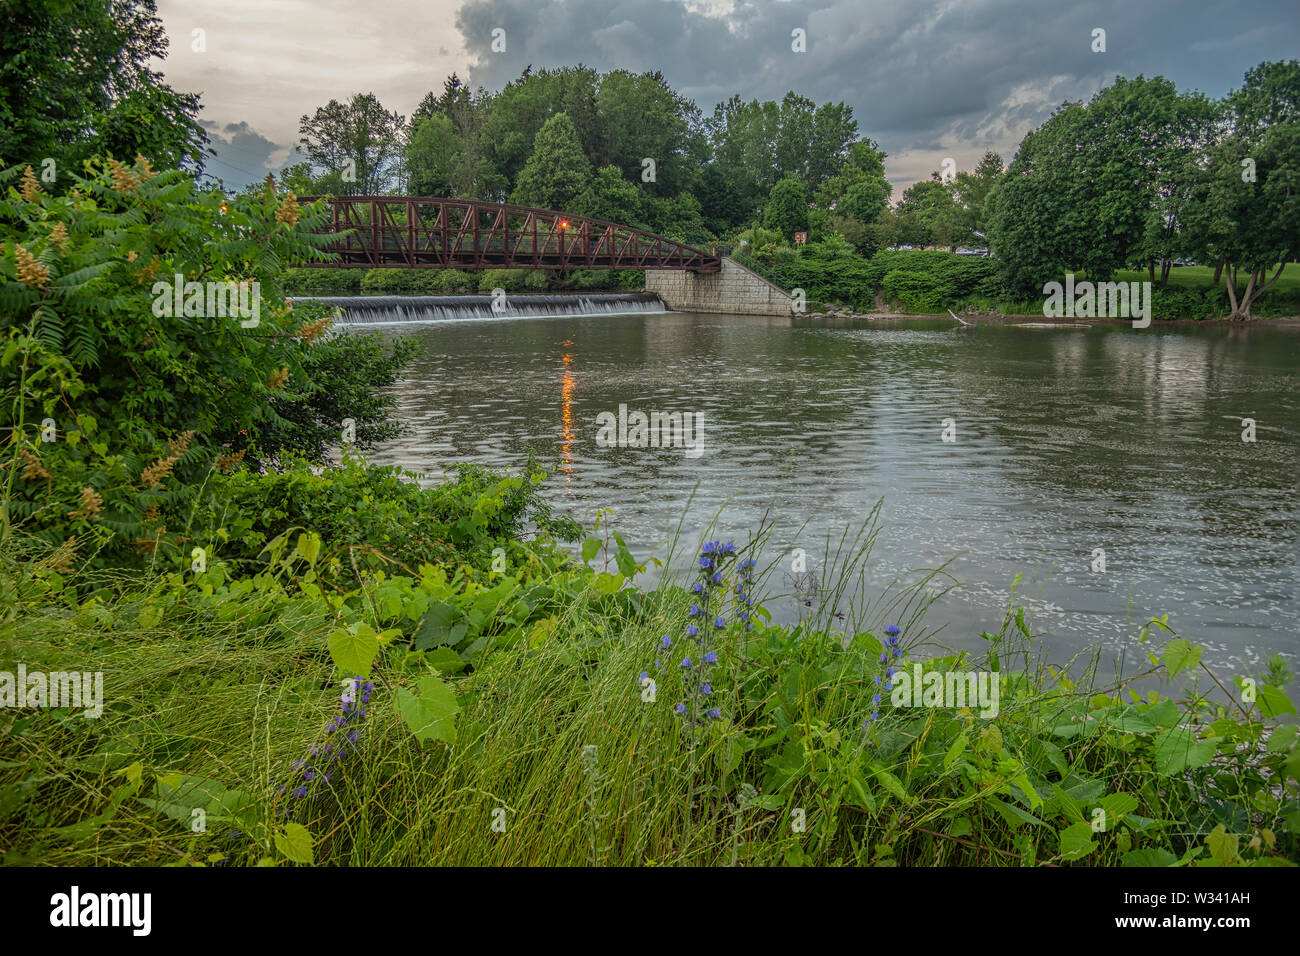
(283, 268, 363, 295)
(425, 269, 475, 294)
(360, 269, 425, 295)
(477, 269, 528, 292)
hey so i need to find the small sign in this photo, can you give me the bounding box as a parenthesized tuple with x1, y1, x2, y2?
(794, 232, 807, 244)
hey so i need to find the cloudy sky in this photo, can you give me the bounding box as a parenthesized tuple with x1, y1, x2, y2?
(153, 0, 1300, 194)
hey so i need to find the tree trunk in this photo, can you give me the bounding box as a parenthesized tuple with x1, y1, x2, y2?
(1148, 259, 1156, 284)
(1224, 260, 1240, 318)
(1212, 260, 1224, 285)
(1237, 269, 1258, 320)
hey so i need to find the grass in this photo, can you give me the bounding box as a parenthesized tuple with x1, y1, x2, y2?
(2, 500, 1295, 868)
(1114, 263, 1300, 295)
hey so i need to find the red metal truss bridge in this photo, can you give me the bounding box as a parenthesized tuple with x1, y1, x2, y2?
(292, 195, 721, 272)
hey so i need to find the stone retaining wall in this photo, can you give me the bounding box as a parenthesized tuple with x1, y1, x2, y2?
(645, 256, 792, 315)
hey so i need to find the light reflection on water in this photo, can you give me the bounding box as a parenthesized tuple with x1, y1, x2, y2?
(355, 310, 1300, 678)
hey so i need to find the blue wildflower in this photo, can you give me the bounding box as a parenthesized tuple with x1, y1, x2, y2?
(702, 651, 718, 664)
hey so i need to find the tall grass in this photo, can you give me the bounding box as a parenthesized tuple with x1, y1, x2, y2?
(0, 503, 1294, 867)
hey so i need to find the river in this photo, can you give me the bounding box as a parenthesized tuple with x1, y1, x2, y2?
(355, 308, 1299, 679)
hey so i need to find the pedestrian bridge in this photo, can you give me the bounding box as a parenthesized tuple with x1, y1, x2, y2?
(292, 195, 721, 272)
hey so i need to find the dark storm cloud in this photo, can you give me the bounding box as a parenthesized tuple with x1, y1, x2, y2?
(153, 0, 1298, 192)
(198, 121, 289, 189)
(454, 0, 1300, 186)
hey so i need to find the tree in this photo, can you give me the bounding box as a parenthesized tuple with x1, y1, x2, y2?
(297, 93, 405, 195)
(0, 0, 207, 179)
(511, 113, 592, 210)
(485, 67, 600, 190)
(410, 74, 498, 198)
(406, 115, 458, 197)
(695, 163, 753, 234)
(763, 178, 809, 241)
(707, 92, 858, 193)
(648, 193, 710, 245)
(897, 179, 959, 250)
(1184, 61, 1300, 318)
(573, 165, 646, 226)
(595, 70, 698, 196)
(947, 151, 1003, 249)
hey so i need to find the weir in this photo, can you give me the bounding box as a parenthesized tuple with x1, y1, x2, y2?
(292, 292, 667, 324)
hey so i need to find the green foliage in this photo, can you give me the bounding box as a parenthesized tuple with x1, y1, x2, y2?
(283, 268, 363, 296)
(510, 113, 592, 210)
(296, 92, 405, 195)
(573, 165, 646, 227)
(0, 0, 207, 180)
(762, 178, 809, 242)
(191, 452, 579, 583)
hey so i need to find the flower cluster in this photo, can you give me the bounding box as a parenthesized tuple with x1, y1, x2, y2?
(733, 557, 757, 629)
(675, 540, 740, 733)
(866, 624, 904, 725)
(278, 675, 374, 808)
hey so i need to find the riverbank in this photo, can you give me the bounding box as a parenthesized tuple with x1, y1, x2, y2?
(811, 309, 1300, 328)
(4, 459, 1295, 866)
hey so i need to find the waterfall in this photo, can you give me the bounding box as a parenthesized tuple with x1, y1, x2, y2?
(291, 292, 668, 325)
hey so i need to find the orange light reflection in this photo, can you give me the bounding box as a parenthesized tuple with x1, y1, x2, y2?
(560, 350, 575, 478)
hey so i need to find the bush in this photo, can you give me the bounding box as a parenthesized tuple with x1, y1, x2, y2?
(0, 159, 344, 567)
(283, 268, 364, 295)
(882, 269, 949, 312)
(425, 269, 475, 294)
(477, 269, 528, 292)
(360, 269, 426, 295)
(194, 452, 581, 580)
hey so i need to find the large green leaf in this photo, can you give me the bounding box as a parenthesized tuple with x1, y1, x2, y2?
(1058, 821, 1097, 860)
(327, 622, 379, 675)
(413, 602, 458, 650)
(1162, 639, 1202, 678)
(1257, 684, 1296, 718)
(274, 822, 314, 864)
(395, 674, 459, 746)
(1121, 848, 1176, 867)
(1153, 728, 1220, 775)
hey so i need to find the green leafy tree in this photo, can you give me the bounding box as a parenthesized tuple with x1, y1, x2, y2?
(573, 165, 646, 226)
(0, 0, 207, 179)
(1184, 61, 1300, 318)
(409, 74, 499, 198)
(594, 70, 698, 196)
(762, 178, 809, 242)
(947, 151, 1004, 249)
(296, 93, 405, 195)
(511, 113, 592, 210)
(484, 67, 601, 191)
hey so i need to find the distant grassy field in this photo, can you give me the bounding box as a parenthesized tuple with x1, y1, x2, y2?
(1116, 263, 1300, 295)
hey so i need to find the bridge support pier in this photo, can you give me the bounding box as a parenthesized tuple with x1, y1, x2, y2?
(645, 257, 792, 316)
